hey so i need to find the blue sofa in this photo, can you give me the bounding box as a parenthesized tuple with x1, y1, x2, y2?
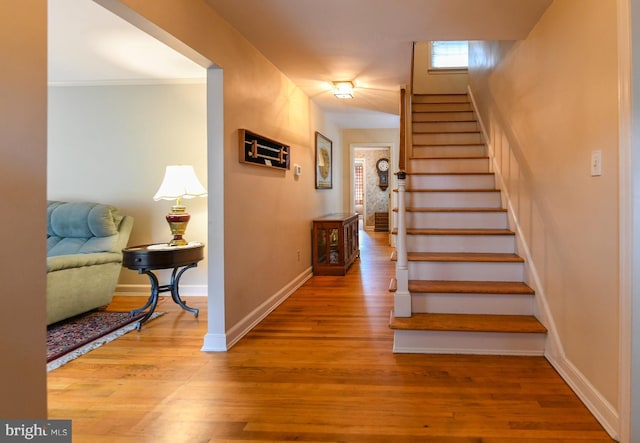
(46, 201, 134, 325)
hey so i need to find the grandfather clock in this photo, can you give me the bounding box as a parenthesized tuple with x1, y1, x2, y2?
(376, 158, 389, 191)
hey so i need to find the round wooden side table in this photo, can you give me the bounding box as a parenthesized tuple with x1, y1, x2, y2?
(122, 242, 204, 330)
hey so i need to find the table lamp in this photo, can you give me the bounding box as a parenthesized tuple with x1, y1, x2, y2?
(153, 165, 207, 246)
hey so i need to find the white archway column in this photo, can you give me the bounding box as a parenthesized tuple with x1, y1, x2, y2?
(202, 67, 227, 351)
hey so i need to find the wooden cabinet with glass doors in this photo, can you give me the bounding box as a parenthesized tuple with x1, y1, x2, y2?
(312, 213, 359, 276)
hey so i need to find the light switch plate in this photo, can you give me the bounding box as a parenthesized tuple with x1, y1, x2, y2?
(591, 150, 602, 176)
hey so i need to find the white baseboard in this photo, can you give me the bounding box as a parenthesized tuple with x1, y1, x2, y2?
(119, 268, 312, 353)
(115, 284, 207, 297)
(219, 267, 313, 351)
(201, 333, 228, 352)
(467, 86, 619, 440)
(546, 353, 619, 440)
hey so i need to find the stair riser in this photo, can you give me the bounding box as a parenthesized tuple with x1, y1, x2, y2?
(412, 145, 486, 158)
(405, 211, 509, 229)
(406, 234, 515, 253)
(406, 191, 501, 208)
(408, 261, 524, 281)
(408, 174, 495, 189)
(393, 330, 546, 355)
(413, 103, 473, 112)
(413, 132, 483, 146)
(411, 292, 534, 315)
(408, 158, 490, 173)
(413, 121, 479, 133)
(413, 95, 470, 104)
(413, 111, 475, 122)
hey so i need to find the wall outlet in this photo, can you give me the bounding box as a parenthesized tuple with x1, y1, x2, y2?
(591, 150, 602, 176)
(296, 249, 301, 261)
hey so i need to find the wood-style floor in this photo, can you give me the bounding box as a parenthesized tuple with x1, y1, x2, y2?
(47, 230, 614, 442)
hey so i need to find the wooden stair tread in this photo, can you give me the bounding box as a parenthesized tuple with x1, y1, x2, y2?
(413, 93, 469, 99)
(407, 172, 494, 176)
(407, 252, 524, 263)
(403, 228, 514, 236)
(390, 312, 547, 334)
(413, 142, 486, 147)
(408, 156, 489, 160)
(413, 118, 478, 123)
(413, 110, 473, 114)
(413, 130, 481, 134)
(413, 112, 473, 115)
(404, 188, 499, 193)
(402, 207, 507, 213)
(409, 280, 534, 294)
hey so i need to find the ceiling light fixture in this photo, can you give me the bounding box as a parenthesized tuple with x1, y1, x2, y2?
(333, 81, 354, 99)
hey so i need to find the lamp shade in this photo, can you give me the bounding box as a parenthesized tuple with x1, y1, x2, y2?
(153, 165, 207, 202)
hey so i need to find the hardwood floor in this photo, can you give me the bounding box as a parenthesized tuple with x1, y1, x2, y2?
(47, 230, 614, 442)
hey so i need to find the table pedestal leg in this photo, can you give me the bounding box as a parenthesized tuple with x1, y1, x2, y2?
(130, 263, 200, 330)
(131, 271, 161, 330)
(169, 263, 200, 318)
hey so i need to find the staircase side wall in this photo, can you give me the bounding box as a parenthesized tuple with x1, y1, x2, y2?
(466, 0, 619, 437)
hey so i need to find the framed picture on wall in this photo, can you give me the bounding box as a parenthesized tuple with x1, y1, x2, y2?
(315, 131, 332, 189)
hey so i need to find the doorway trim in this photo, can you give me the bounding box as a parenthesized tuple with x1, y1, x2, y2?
(618, 0, 637, 440)
(350, 143, 394, 233)
(92, 0, 227, 351)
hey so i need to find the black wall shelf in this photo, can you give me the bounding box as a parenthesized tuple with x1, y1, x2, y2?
(239, 129, 290, 171)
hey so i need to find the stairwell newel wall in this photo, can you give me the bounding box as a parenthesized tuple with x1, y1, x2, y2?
(467, 0, 619, 437)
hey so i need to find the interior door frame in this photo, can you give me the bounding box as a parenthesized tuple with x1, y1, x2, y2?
(349, 143, 393, 232)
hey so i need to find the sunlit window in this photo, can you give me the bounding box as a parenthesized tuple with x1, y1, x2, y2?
(430, 41, 468, 70)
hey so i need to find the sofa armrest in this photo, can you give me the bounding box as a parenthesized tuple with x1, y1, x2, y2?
(115, 215, 135, 251)
(47, 252, 123, 272)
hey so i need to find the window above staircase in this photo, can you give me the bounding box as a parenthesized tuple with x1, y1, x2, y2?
(429, 41, 469, 71)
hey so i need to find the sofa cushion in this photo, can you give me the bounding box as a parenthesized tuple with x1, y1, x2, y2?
(48, 201, 122, 237)
(47, 201, 124, 257)
(47, 251, 123, 272)
(47, 235, 121, 257)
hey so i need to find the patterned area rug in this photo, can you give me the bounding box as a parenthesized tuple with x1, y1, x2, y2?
(47, 310, 164, 371)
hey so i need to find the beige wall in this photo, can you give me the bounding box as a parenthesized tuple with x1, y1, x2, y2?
(469, 0, 619, 415)
(48, 83, 208, 294)
(0, 0, 48, 418)
(108, 0, 343, 333)
(413, 41, 469, 94)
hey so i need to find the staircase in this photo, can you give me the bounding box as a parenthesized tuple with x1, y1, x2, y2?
(390, 93, 547, 355)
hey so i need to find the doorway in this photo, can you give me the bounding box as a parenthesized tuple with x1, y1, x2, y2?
(48, 0, 226, 350)
(352, 146, 391, 232)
